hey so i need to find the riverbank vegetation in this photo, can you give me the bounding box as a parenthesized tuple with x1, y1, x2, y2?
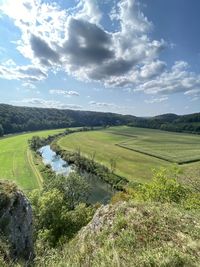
(51, 142, 128, 190)
(29, 171, 96, 248)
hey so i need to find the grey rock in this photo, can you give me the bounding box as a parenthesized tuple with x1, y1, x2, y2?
(0, 181, 34, 262)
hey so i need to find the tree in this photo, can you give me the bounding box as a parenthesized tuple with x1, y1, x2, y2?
(63, 173, 91, 209)
(43, 172, 91, 209)
(0, 124, 3, 137)
(28, 136, 43, 151)
(29, 181, 94, 247)
(110, 158, 117, 173)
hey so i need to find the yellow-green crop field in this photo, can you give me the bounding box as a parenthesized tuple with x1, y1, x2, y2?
(57, 126, 200, 183)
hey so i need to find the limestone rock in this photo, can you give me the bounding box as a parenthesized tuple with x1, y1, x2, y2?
(0, 181, 33, 261)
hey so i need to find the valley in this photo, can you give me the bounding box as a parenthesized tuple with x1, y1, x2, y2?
(57, 126, 200, 183)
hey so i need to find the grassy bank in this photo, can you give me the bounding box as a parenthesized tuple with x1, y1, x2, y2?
(0, 129, 65, 191)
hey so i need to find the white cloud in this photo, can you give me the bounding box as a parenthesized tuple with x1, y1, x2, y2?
(2, 59, 16, 66)
(184, 88, 200, 100)
(0, 0, 200, 103)
(145, 96, 168, 104)
(140, 60, 166, 79)
(135, 61, 200, 97)
(0, 0, 165, 85)
(12, 98, 82, 109)
(89, 100, 118, 108)
(22, 82, 36, 89)
(49, 89, 80, 96)
(0, 64, 47, 81)
(75, 0, 102, 24)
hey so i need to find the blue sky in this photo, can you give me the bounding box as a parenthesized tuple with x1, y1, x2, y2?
(0, 0, 200, 116)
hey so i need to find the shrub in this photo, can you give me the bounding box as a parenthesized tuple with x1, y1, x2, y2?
(135, 168, 189, 204)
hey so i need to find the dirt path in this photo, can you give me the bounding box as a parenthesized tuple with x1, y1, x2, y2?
(27, 149, 43, 188)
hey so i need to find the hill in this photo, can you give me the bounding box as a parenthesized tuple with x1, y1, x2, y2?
(0, 103, 199, 136)
(129, 113, 200, 133)
(0, 104, 135, 135)
(35, 201, 200, 267)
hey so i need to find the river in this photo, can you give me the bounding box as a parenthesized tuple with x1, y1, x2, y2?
(39, 145, 115, 204)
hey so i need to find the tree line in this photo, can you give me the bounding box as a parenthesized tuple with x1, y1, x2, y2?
(0, 103, 200, 136)
(128, 113, 200, 134)
(0, 104, 134, 135)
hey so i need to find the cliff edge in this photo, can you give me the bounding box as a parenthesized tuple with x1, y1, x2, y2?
(0, 181, 33, 262)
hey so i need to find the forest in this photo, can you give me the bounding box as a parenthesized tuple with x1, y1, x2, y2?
(0, 104, 200, 136)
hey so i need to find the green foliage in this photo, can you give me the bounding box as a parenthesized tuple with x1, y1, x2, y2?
(136, 168, 188, 203)
(0, 181, 17, 211)
(35, 189, 68, 246)
(128, 112, 200, 134)
(53, 143, 128, 190)
(29, 136, 46, 151)
(0, 237, 10, 267)
(0, 103, 133, 135)
(1, 103, 200, 136)
(43, 172, 91, 209)
(58, 173, 90, 209)
(29, 172, 95, 247)
(34, 202, 200, 267)
(0, 124, 3, 137)
(29, 131, 68, 151)
(183, 193, 200, 210)
(132, 168, 200, 210)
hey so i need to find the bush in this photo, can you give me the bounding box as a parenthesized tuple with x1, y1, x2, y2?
(29, 173, 95, 247)
(136, 168, 188, 203)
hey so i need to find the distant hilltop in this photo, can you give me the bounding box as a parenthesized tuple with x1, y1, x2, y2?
(0, 103, 199, 136)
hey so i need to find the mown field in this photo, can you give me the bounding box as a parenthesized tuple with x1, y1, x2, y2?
(0, 129, 65, 191)
(57, 126, 200, 182)
(1, 126, 199, 190)
(109, 127, 200, 164)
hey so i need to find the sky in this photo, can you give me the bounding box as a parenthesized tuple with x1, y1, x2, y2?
(0, 0, 200, 116)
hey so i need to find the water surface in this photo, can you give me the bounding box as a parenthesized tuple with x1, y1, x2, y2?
(39, 145, 115, 204)
(39, 145, 72, 176)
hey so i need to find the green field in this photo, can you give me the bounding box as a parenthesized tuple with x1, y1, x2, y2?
(57, 126, 200, 182)
(108, 127, 200, 164)
(0, 129, 65, 191)
(1, 126, 199, 190)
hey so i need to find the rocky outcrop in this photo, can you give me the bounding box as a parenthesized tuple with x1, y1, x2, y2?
(56, 201, 200, 266)
(0, 181, 33, 262)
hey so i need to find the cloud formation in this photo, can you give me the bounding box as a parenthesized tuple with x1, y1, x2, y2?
(135, 61, 200, 97)
(89, 101, 116, 108)
(0, 64, 47, 81)
(0, 0, 200, 103)
(12, 98, 82, 109)
(0, 0, 164, 83)
(30, 34, 60, 65)
(145, 96, 168, 104)
(49, 89, 80, 96)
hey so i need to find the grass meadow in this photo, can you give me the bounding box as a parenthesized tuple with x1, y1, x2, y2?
(0, 129, 65, 191)
(58, 126, 200, 183)
(0, 126, 199, 190)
